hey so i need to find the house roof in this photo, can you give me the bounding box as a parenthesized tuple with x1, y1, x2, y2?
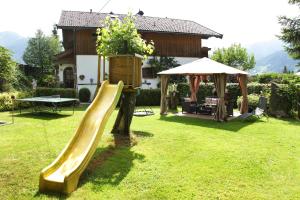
(158, 57, 248, 75)
(57, 10, 223, 39)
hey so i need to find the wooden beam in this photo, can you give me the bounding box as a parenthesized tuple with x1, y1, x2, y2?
(97, 55, 101, 85)
(103, 56, 106, 81)
(73, 28, 77, 89)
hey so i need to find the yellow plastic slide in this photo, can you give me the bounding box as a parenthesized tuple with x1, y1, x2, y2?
(39, 80, 124, 194)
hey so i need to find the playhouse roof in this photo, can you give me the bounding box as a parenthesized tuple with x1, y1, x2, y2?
(57, 10, 223, 39)
(158, 57, 248, 75)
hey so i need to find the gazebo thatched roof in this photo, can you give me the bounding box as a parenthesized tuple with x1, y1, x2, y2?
(158, 57, 248, 75)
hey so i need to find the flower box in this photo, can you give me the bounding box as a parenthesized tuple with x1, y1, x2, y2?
(109, 54, 143, 88)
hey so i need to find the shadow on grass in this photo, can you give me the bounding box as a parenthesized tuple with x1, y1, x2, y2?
(34, 134, 145, 198)
(14, 112, 72, 121)
(78, 134, 145, 192)
(34, 191, 68, 200)
(132, 130, 154, 138)
(159, 114, 265, 132)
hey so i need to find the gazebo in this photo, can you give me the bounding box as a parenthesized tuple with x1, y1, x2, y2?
(157, 57, 249, 121)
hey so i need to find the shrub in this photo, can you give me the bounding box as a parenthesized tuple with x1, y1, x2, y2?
(226, 83, 240, 107)
(177, 83, 190, 98)
(177, 82, 270, 108)
(253, 73, 300, 84)
(96, 13, 154, 57)
(136, 89, 161, 106)
(0, 91, 32, 111)
(0, 46, 17, 92)
(268, 83, 300, 117)
(35, 87, 76, 98)
(237, 94, 260, 112)
(13, 70, 33, 91)
(177, 83, 215, 103)
(78, 88, 91, 102)
(38, 74, 59, 88)
(247, 83, 270, 95)
(196, 84, 215, 103)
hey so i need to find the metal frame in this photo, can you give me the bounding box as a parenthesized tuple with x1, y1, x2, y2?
(16, 96, 78, 115)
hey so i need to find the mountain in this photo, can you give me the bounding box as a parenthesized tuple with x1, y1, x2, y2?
(0, 31, 28, 64)
(251, 50, 299, 74)
(247, 40, 299, 74)
(247, 40, 283, 60)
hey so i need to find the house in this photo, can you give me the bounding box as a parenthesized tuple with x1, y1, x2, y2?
(56, 10, 222, 98)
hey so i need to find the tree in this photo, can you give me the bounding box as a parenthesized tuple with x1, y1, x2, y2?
(211, 43, 256, 71)
(96, 14, 154, 57)
(278, 0, 300, 61)
(23, 30, 61, 74)
(283, 66, 289, 73)
(96, 13, 154, 136)
(148, 56, 186, 83)
(0, 46, 17, 92)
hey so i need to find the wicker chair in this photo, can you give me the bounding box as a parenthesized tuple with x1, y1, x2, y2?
(181, 98, 197, 114)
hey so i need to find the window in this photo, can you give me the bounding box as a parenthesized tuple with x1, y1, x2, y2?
(63, 67, 74, 88)
(142, 67, 156, 78)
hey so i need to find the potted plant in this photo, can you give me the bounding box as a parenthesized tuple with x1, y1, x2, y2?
(96, 13, 154, 88)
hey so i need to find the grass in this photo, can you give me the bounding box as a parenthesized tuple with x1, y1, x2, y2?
(0, 106, 300, 199)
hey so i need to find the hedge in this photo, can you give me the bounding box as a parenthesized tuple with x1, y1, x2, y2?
(35, 87, 76, 98)
(0, 91, 32, 111)
(134, 82, 300, 118)
(237, 94, 260, 112)
(269, 83, 300, 117)
(136, 89, 161, 106)
(251, 73, 300, 84)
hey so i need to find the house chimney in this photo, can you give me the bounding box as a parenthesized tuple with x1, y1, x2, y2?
(90, 9, 92, 13)
(136, 10, 144, 16)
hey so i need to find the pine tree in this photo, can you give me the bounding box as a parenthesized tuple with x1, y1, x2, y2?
(283, 66, 288, 73)
(278, 0, 300, 61)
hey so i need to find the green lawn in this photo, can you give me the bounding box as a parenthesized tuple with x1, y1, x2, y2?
(0, 106, 300, 199)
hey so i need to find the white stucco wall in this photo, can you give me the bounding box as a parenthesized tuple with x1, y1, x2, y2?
(58, 64, 74, 83)
(77, 55, 98, 85)
(76, 55, 109, 99)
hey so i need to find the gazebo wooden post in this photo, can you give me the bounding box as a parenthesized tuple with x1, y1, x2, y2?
(213, 73, 227, 121)
(237, 74, 249, 114)
(160, 75, 169, 115)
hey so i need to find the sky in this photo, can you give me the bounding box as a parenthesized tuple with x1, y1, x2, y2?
(0, 0, 298, 50)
